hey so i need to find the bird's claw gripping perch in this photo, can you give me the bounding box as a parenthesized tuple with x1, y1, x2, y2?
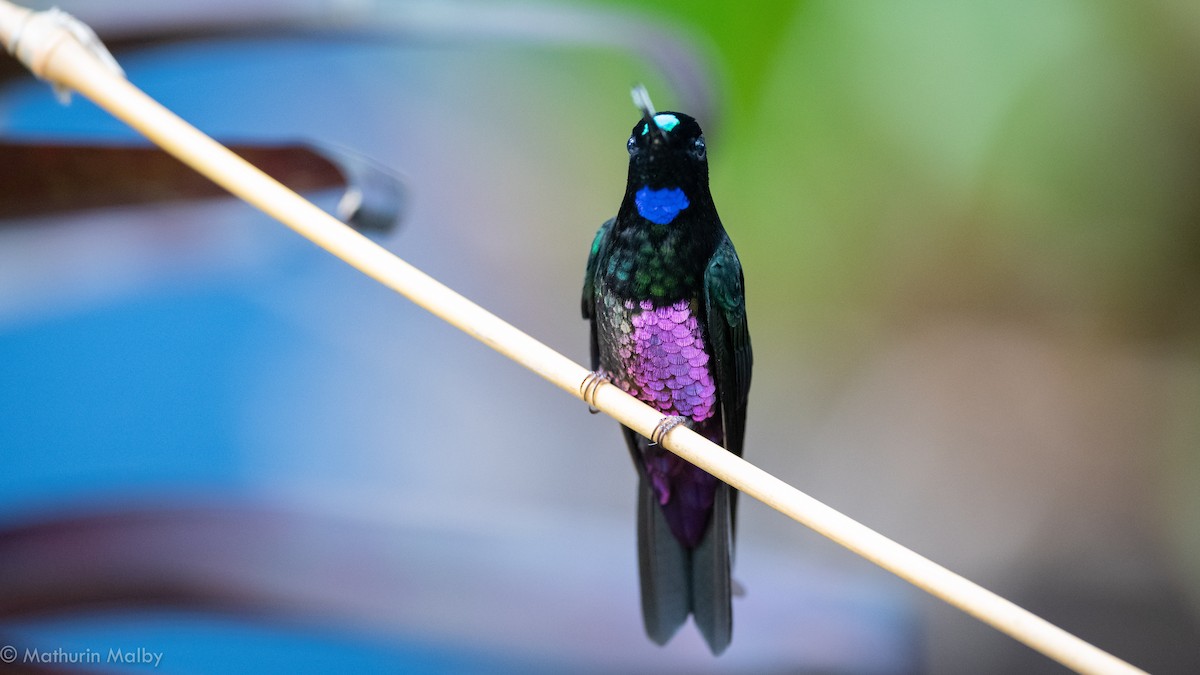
(650, 415, 688, 446)
(580, 370, 610, 413)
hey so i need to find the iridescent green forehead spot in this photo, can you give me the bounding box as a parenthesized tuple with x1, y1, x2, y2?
(654, 114, 680, 132)
(639, 114, 681, 135)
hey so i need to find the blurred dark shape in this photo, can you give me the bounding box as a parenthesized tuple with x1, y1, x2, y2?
(321, 144, 408, 233)
(0, 0, 716, 230)
(0, 140, 405, 233)
(0, 502, 407, 675)
(0, 503, 298, 622)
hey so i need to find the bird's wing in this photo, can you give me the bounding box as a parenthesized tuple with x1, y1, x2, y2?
(582, 217, 616, 371)
(703, 235, 752, 460)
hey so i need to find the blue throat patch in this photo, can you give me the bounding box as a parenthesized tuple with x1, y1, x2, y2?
(635, 186, 690, 224)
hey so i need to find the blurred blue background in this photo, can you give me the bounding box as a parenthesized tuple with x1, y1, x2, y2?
(0, 1, 1198, 673)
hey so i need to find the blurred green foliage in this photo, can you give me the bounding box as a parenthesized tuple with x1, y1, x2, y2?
(579, 1, 1200, 348)
(579, 0, 803, 121)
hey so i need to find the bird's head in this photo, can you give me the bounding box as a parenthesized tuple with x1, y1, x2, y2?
(626, 85, 708, 191)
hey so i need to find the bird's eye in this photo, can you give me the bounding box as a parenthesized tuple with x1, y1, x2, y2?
(627, 136, 638, 155)
(690, 136, 706, 160)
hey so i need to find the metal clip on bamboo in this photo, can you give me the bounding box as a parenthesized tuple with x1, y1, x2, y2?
(0, 3, 1147, 674)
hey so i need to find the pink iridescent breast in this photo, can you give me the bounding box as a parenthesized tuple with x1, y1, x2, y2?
(615, 298, 717, 422)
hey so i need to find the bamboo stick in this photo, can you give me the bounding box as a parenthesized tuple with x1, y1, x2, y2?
(0, 4, 1147, 673)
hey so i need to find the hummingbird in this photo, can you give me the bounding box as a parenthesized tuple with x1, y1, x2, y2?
(581, 86, 752, 655)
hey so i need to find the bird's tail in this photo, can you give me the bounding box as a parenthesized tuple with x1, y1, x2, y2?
(637, 479, 733, 655)
(691, 482, 733, 654)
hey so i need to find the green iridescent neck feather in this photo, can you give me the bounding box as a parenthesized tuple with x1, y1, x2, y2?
(602, 205, 720, 303)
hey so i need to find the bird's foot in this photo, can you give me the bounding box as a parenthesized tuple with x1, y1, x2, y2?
(580, 370, 610, 413)
(650, 415, 689, 445)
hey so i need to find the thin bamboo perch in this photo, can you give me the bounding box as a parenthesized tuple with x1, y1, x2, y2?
(0, 4, 1146, 674)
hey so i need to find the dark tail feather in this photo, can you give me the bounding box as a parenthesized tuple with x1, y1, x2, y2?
(638, 477, 689, 644)
(691, 482, 733, 655)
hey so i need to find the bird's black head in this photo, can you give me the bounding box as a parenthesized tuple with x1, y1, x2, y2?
(625, 109, 708, 190)
(619, 86, 715, 229)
